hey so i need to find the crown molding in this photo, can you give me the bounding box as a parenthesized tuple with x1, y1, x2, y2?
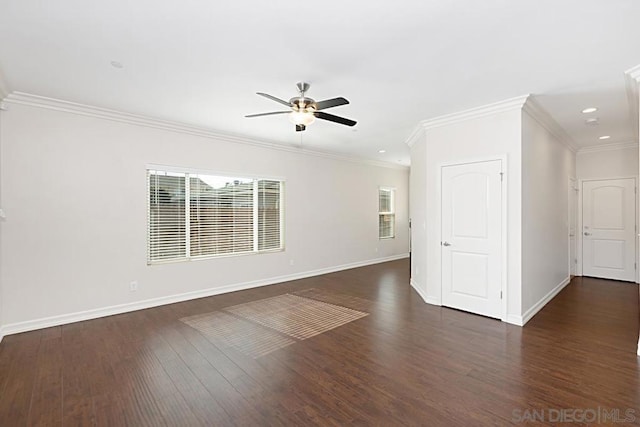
(576, 140, 638, 154)
(522, 96, 578, 153)
(626, 64, 640, 82)
(3, 92, 408, 171)
(624, 65, 640, 140)
(404, 124, 425, 148)
(419, 94, 530, 131)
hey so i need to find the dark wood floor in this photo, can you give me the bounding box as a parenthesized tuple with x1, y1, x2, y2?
(0, 259, 639, 426)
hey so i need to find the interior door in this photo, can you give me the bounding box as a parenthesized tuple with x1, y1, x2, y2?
(441, 159, 503, 319)
(582, 178, 636, 282)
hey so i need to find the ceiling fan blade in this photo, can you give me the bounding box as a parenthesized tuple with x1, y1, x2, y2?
(295, 124, 306, 132)
(314, 111, 357, 127)
(256, 92, 292, 107)
(245, 111, 290, 118)
(315, 97, 349, 111)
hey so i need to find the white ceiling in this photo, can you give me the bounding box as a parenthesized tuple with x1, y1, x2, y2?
(1, 0, 639, 165)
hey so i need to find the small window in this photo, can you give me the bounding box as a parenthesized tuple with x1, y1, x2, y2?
(148, 168, 283, 263)
(379, 187, 395, 239)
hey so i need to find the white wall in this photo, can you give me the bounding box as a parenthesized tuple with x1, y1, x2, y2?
(576, 144, 639, 180)
(521, 110, 576, 319)
(408, 131, 427, 299)
(410, 107, 523, 320)
(0, 100, 409, 331)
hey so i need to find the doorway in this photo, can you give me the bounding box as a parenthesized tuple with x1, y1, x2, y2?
(441, 159, 503, 319)
(581, 177, 636, 282)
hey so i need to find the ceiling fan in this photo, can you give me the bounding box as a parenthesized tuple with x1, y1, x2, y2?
(245, 82, 357, 132)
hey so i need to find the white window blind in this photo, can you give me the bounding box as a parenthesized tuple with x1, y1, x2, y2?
(148, 171, 187, 261)
(148, 169, 283, 263)
(379, 188, 395, 239)
(258, 180, 282, 251)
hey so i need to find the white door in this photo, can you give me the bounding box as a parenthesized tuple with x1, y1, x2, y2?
(441, 160, 503, 319)
(569, 178, 578, 276)
(582, 178, 636, 282)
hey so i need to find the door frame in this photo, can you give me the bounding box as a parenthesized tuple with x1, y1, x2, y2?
(577, 176, 638, 282)
(438, 155, 508, 322)
(568, 176, 578, 277)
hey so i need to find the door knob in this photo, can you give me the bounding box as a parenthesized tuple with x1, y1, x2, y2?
(583, 232, 592, 236)
(442, 241, 451, 246)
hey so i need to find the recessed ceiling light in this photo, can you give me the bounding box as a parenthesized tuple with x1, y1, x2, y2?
(598, 135, 611, 140)
(582, 107, 598, 114)
(378, 149, 386, 153)
(585, 118, 599, 126)
(110, 61, 124, 69)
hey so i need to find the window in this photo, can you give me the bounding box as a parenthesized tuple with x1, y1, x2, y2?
(378, 187, 395, 239)
(148, 168, 283, 263)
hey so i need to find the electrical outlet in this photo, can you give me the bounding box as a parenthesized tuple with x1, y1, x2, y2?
(130, 281, 138, 292)
(289, 259, 295, 266)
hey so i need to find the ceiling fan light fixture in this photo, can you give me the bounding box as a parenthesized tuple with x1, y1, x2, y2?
(289, 111, 316, 126)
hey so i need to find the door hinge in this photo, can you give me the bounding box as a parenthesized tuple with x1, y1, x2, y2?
(500, 291, 503, 299)
(500, 172, 504, 182)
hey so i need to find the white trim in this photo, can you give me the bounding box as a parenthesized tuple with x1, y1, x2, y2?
(405, 124, 425, 148)
(1, 254, 409, 336)
(577, 141, 638, 154)
(424, 295, 442, 306)
(420, 95, 530, 131)
(522, 97, 578, 153)
(0, 327, 4, 344)
(146, 163, 287, 183)
(507, 276, 571, 326)
(410, 278, 428, 303)
(3, 92, 408, 171)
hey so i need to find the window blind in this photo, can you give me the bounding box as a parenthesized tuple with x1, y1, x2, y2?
(378, 188, 395, 239)
(147, 169, 283, 263)
(258, 180, 282, 251)
(148, 170, 187, 260)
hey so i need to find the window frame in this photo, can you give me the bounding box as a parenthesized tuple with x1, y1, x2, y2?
(378, 186, 396, 239)
(147, 165, 285, 265)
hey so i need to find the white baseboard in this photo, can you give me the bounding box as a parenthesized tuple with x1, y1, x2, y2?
(410, 278, 427, 303)
(2, 253, 409, 336)
(0, 327, 4, 344)
(509, 276, 571, 326)
(409, 278, 441, 306)
(506, 314, 524, 326)
(424, 295, 442, 306)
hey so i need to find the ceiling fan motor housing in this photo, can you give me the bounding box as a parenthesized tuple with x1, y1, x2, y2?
(290, 97, 316, 113)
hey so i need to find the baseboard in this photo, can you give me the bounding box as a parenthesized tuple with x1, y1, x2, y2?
(409, 279, 441, 306)
(410, 278, 427, 303)
(424, 295, 442, 306)
(511, 276, 571, 327)
(0, 327, 4, 344)
(506, 315, 524, 326)
(2, 253, 409, 336)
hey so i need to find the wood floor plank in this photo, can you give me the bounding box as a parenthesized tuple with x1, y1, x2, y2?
(0, 261, 638, 426)
(26, 335, 63, 426)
